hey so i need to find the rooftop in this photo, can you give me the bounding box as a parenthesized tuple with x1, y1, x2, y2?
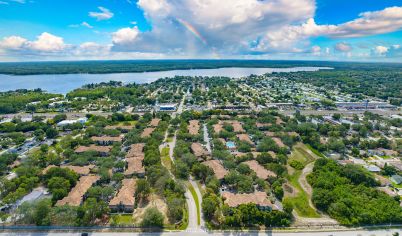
(191, 142, 209, 157)
(243, 160, 277, 179)
(125, 143, 145, 175)
(149, 118, 161, 127)
(74, 144, 112, 153)
(91, 135, 123, 143)
(56, 175, 100, 206)
(188, 120, 200, 135)
(202, 160, 228, 180)
(236, 134, 253, 144)
(222, 191, 273, 208)
(141, 127, 155, 138)
(109, 178, 137, 207)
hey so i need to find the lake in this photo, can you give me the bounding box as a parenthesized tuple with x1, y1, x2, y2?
(0, 67, 331, 94)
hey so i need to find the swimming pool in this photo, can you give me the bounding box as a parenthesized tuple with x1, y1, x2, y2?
(226, 141, 236, 149)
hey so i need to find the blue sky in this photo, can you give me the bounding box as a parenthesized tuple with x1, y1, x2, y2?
(0, 0, 401, 61)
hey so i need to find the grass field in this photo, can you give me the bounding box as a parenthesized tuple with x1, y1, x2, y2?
(284, 143, 320, 218)
(109, 214, 133, 225)
(161, 147, 172, 171)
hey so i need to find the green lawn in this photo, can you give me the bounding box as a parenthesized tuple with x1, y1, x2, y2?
(284, 143, 320, 218)
(305, 144, 325, 158)
(284, 169, 320, 218)
(188, 183, 201, 225)
(109, 214, 134, 225)
(161, 147, 172, 171)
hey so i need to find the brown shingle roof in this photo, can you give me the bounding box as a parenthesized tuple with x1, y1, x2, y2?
(213, 123, 223, 133)
(141, 127, 155, 138)
(149, 118, 161, 127)
(276, 117, 284, 125)
(125, 143, 145, 175)
(272, 137, 286, 148)
(243, 160, 277, 179)
(222, 191, 272, 208)
(264, 131, 276, 137)
(91, 136, 123, 143)
(188, 120, 200, 135)
(56, 175, 100, 206)
(224, 120, 245, 133)
(74, 144, 112, 153)
(256, 122, 271, 128)
(236, 134, 253, 144)
(109, 178, 136, 207)
(105, 125, 134, 131)
(202, 160, 228, 180)
(191, 142, 209, 157)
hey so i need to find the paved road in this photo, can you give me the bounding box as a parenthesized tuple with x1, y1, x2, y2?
(165, 91, 201, 232)
(190, 178, 205, 229)
(280, 109, 400, 117)
(184, 187, 199, 231)
(202, 124, 211, 153)
(1, 229, 401, 236)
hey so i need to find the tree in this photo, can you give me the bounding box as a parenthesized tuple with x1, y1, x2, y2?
(46, 127, 58, 139)
(174, 160, 190, 179)
(77, 198, 109, 226)
(33, 199, 52, 226)
(236, 163, 251, 175)
(167, 197, 185, 223)
(202, 194, 219, 220)
(135, 179, 151, 202)
(141, 207, 164, 228)
(332, 113, 341, 120)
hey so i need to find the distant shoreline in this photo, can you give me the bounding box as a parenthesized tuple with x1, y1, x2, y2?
(0, 59, 399, 75)
(0, 67, 331, 94)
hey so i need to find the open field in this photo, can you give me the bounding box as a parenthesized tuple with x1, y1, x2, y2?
(284, 144, 320, 218)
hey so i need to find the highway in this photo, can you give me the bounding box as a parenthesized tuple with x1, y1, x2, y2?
(1, 229, 401, 236)
(279, 109, 400, 117)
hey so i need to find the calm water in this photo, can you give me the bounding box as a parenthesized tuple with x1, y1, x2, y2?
(0, 67, 331, 94)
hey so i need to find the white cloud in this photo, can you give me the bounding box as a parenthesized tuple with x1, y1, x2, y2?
(2, 2, 402, 61)
(25, 32, 66, 52)
(250, 18, 335, 53)
(330, 7, 402, 38)
(112, 27, 139, 46)
(73, 42, 111, 57)
(0, 36, 27, 50)
(113, 2, 402, 56)
(372, 45, 388, 55)
(81, 22, 93, 29)
(89, 6, 114, 21)
(334, 42, 352, 52)
(113, 0, 315, 54)
(311, 45, 321, 55)
(0, 32, 66, 53)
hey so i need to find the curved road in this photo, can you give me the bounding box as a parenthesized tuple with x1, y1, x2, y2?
(166, 90, 203, 232)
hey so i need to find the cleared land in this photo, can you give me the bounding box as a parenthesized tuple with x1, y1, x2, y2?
(284, 143, 320, 218)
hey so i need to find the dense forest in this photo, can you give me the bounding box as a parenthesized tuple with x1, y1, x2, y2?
(308, 159, 402, 226)
(0, 89, 61, 114)
(0, 59, 401, 75)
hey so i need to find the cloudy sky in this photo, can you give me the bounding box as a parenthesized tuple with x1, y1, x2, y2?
(0, 0, 401, 62)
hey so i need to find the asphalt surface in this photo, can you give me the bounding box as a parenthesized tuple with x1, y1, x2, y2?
(1, 229, 401, 236)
